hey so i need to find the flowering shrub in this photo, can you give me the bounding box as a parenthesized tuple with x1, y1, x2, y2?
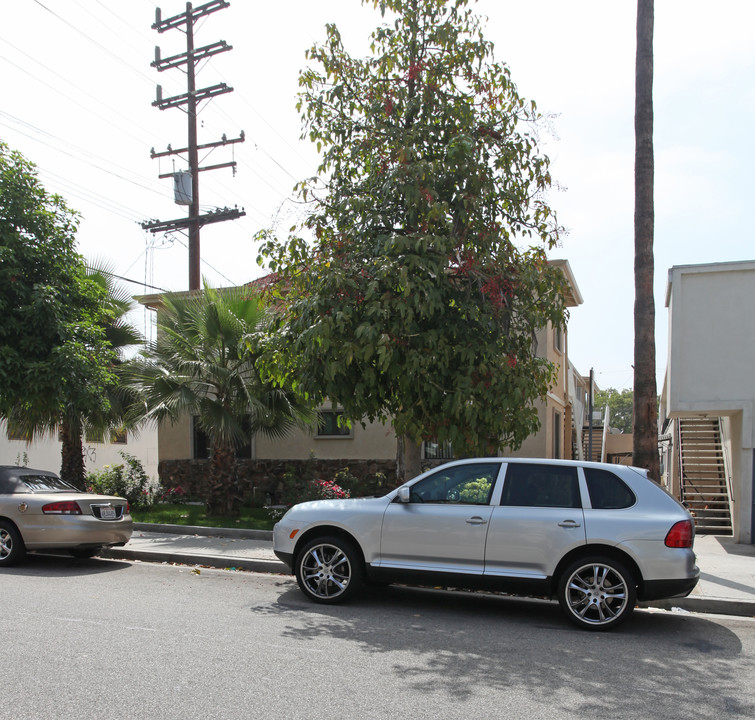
(313, 479, 351, 500)
(87, 452, 157, 510)
(270, 467, 352, 521)
(157, 485, 188, 504)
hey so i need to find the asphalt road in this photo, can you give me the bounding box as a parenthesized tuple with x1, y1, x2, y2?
(2, 554, 754, 720)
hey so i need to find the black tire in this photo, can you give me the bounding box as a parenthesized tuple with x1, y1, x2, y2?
(0, 520, 26, 567)
(295, 536, 364, 604)
(70, 548, 101, 559)
(558, 556, 636, 631)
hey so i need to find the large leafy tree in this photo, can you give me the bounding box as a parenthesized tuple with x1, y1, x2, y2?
(56, 262, 144, 485)
(0, 142, 117, 486)
(594, 387, 633, 434)
(127, 284, 312, 515)
(633, 0, 660, 479)
(258, 0, 568, 477)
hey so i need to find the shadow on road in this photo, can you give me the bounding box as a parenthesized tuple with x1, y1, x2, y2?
(252, 580, 753, 718)
(2, 552, 133, 576)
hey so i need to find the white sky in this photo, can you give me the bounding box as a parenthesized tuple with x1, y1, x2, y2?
(2, 0, 754, 391)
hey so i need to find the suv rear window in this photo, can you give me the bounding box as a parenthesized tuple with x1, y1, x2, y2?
(584, 468, 636, 509)
(500, 464, 580, 508)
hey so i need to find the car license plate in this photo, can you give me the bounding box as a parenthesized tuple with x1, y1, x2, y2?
(100, 506, 116, 519)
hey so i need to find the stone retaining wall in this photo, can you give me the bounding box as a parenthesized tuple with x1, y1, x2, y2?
(158, 458, 401, 505)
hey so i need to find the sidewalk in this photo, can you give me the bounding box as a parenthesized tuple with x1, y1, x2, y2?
(101, 524, 755, 619)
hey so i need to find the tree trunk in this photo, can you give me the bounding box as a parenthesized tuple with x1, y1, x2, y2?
(207, 443, 239, 516)
(403, 435, 422, 482)
(633, 0, 660, 481)
(59, 420, 86, 490)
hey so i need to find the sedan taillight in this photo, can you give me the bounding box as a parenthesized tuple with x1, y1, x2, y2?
(665, 519, 694, 548)
(42, 501, 82, 515)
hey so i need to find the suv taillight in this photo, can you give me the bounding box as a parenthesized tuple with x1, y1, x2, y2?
(665, 519, 694, 548)
(42, 501, 82, 515)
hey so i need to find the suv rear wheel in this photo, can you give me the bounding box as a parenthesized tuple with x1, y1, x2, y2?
(558, 556, 636, 630)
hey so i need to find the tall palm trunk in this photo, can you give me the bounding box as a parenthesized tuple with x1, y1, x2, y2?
(207, 442, 239, 516)
(633, 0, 660, 481)
(59, 420, 86, 489)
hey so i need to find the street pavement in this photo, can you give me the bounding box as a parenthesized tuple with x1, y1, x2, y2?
(100, 523, 755, 618)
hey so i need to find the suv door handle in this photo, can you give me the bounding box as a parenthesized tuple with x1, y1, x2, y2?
(466, 516, 488, 525)
(558, 520, 582, 528)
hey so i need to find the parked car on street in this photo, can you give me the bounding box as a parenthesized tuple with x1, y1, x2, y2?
(0, 465, 133, 565)
(273, 458, 699, 630)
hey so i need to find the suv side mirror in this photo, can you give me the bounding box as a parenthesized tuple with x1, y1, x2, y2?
(396, 486, 411, 503)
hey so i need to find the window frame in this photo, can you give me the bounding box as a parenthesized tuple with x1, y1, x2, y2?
(500, 462, 581, 509)
(315, 410, 352, 439)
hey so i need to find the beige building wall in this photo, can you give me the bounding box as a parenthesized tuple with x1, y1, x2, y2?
(1, 420, 159, 480)
(256, 417, 397, 461)
(663, 260, 755, 543)
(158, 415, 193, 461)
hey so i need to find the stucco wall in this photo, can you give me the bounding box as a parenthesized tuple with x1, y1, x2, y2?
(667, 263, 755, 419)
(256, 417, 397, 461)
(665, 260, 755, 543)
(0, 420, 159, 480)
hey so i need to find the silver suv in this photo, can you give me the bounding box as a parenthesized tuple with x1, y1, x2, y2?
(273, 458, 699, 630)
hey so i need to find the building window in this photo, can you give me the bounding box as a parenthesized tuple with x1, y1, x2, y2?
(317, 411, 351, 437)
(193, 416, 252, 459)
(423, 439, 454, 460)
(112, 429, 128, 445)
(554, 326, 564, 353)
(553, 410, 562, 459)
(6, 425, 32, 442)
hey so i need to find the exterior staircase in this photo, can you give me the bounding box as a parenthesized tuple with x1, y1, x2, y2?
(678, 417, 733, 535)
(581, 405, 609, 462)
(582, 427, 603, 462)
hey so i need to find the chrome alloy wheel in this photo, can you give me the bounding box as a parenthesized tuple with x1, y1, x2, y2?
(0, 521, 25, 565)
(299, 542, 353, 600)
(563, 561, 631, 628)
(0, 527, 12, 560)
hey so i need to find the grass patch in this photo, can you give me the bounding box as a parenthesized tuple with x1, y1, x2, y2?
(130, 504, 275, 531)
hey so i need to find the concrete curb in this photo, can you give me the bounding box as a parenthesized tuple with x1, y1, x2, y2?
(133, 522, 273, 541)
(639, 597, 755, 619)
(100, 546, 289, 575)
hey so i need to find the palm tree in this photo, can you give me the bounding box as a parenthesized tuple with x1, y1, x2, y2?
(127, 282, 312, 515)
(633, 0, 660, 480)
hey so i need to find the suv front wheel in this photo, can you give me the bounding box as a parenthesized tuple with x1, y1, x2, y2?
(558, 556, 636, 630)
(295, 536, 364, 604)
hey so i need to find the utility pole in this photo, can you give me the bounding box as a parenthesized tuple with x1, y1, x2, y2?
(142, 1, 245, 291)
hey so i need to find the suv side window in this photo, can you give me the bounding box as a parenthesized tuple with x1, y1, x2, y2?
(500, 463, 580, 508)
(584, 468, 636, 509)
(409, 463, 499, 505)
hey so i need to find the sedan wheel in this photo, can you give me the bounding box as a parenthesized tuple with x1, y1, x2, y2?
(0, 521, 26, 566)
(558, 556, 636, 630)
(295, 537, 363, 604)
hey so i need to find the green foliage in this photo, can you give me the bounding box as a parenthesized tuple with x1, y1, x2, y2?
(86, 452, 156, 510)
(594, 387, 633, 434)
(257, 0, 568, 459)
(0, 143, 128, 486)
(126, 282, 313, 515)
(333, 466, 388, 498)
(458, 476, 492, 504)
(277, 464, 352, 510)
(131, 504, 275, 532)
